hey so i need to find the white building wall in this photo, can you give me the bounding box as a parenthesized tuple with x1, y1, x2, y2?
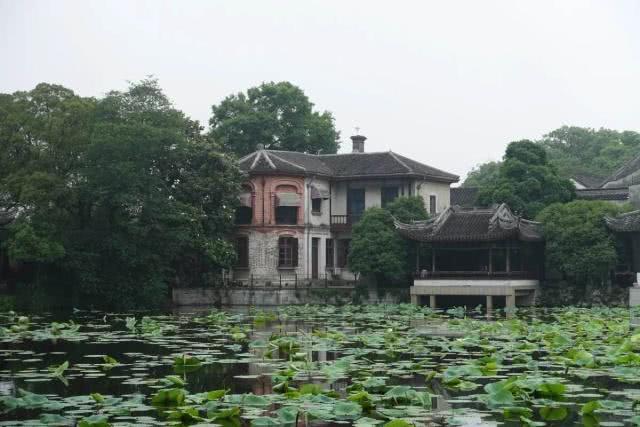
(415, 181, 451, 214)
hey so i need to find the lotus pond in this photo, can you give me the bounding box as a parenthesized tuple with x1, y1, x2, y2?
(1, 305, 640, 427)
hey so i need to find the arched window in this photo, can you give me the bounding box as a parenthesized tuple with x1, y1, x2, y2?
(235, 185, 253, 225)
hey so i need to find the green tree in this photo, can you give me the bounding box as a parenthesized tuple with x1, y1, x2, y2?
(349, 197, 429, 285)
(385, 196, 429, 222)
(462, 161, 502, 188)
(209, 81, 340, 156)
(539, 126, 640, 179)
(477, 140, 575, 218)
(536, 200, 624, 290)
(0, 80, 242, 309)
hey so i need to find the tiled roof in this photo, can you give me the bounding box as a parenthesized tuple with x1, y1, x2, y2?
(450, 187, 480, 207)
(238, 149, 459, 182)
(575, 187, 629, 201)
(601, 154, 640, 187)
(394, 204, 543, 242)
(572, 174, 605, 189)
(606, 210, 640, 233)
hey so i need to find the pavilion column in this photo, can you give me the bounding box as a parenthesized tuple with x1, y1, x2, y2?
(506, 293, 516, 310)
(488, 246, 493, 275)
(486, 295, 493, 311)
(429, 295, 437, 309)
(415, 243, 420, 273)
(431, 247, 436, 273)
(506, 242, 511, 274)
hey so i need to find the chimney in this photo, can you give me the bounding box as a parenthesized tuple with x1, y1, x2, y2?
(351, 134, 366, 153)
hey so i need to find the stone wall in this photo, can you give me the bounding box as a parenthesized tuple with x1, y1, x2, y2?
(172, 287, 409, 306)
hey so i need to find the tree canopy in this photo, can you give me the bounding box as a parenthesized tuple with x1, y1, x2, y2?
(476, 140, 575, 218)
(463, 126, 640, 187)
(0, 80, 242, 309)
(536, 200, 624, 289)
(462, 161, 501, 188)
(209, 81, 340, 156)
(539, 126, 640, 180)
(348, 196, 429, 284)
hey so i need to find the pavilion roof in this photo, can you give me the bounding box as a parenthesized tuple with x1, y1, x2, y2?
(605, 210, 640, 233)
(394, 203, 543, 242)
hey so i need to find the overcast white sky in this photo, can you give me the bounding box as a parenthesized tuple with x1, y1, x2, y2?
(2, 1, 640, 180)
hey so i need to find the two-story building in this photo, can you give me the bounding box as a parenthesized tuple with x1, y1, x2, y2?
(230, 135, 459, 285)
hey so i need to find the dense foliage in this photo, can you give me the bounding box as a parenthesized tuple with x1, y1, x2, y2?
(349, 197, 428, 283)
(477, 140, 575, 218)
(536, 200, 625, 290)
(463, 126, 640, 187)
(0, 80, 242, 309)
(540, 126, 640, 180)
(1, 306, 639, 426)
(209, 81, 340, 156)
(461, 161, 501, 188)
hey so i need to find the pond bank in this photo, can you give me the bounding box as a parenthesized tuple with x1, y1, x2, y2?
(172, 286, 409, 306)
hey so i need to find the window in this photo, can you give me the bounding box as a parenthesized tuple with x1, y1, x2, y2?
(235, 236, 249, 268)
(235, 207, 252, 224)
(429, 195, 437, 215)
(337, 239, 351, 268)
(381, 187, 399, 208)
(347, 189, 365, 222)
(326, 238, 334, 268)
(311, 198, 322, 214)
(278, 237, 298, 268)
(276, 206, 298, 224)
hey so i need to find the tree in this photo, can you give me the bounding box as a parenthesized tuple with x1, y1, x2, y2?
(0, 80, 243, 309)
(539, 126, 640, 179)
(349, 197, 429, 285)
(462, 161, 502, 188)
(536, 200, 624, 291)
(209, 81, 340, 156)
(477, 140, 575, 218)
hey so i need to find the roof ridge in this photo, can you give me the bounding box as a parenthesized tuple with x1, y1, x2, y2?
(387, 151, 414, 173)
(392, 152, 459, 179)
(268, 152, 307, 171)
(251, 151, 276, 170)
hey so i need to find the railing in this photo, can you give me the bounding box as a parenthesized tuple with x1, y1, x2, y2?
(414, 270, 538, 280)
(330, 214, 362, 228)
(227, 273, 359, 289)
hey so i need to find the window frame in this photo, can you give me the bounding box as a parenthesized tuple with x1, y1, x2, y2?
(275, 206, 298, 225)
(429, 195, 437, 215)
(311, 198, 322, 214)
(234, 236, 249, 269)
(278, 236, 298, 268)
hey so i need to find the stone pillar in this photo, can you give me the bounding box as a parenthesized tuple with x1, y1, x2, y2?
(410, 294, 418, 305)
(429, 295, 437, 309)
(486, 295, 493, 311)
(506, 294, 516, 310)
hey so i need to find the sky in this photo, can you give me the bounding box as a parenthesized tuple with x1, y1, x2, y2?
(2, 1, 640, 181)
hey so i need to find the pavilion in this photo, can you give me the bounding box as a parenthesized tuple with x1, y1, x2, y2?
(394, 204, 544, 309)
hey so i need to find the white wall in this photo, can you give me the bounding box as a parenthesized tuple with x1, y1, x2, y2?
(415, 180, 451, 214)
(305, 177, 331, 226)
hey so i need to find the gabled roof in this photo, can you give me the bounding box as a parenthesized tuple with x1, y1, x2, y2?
(238, 149, 459, 182)
(394, 203, 543, 242)
(450, 187, 480, 207)
(575, 187, 629, 201)
(605, 210, 640, 233)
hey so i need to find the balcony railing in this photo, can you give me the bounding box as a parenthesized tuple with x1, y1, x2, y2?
(330, 214, 362, 229)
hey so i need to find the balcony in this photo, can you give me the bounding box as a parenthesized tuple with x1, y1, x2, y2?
(330, 214, 362, 231)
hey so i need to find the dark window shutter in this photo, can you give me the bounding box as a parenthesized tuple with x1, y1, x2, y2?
(293, 238, 299, 267)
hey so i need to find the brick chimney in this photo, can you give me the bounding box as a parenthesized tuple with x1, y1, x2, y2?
(351, 134, 366, 153)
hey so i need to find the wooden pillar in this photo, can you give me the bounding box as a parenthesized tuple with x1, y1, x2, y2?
(429, 295, 437, 309)
(431, 247, 436, 273)
(488, 246, 493, 275)
(486, 295, 493, 311)
(506, 242, 511, 274)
